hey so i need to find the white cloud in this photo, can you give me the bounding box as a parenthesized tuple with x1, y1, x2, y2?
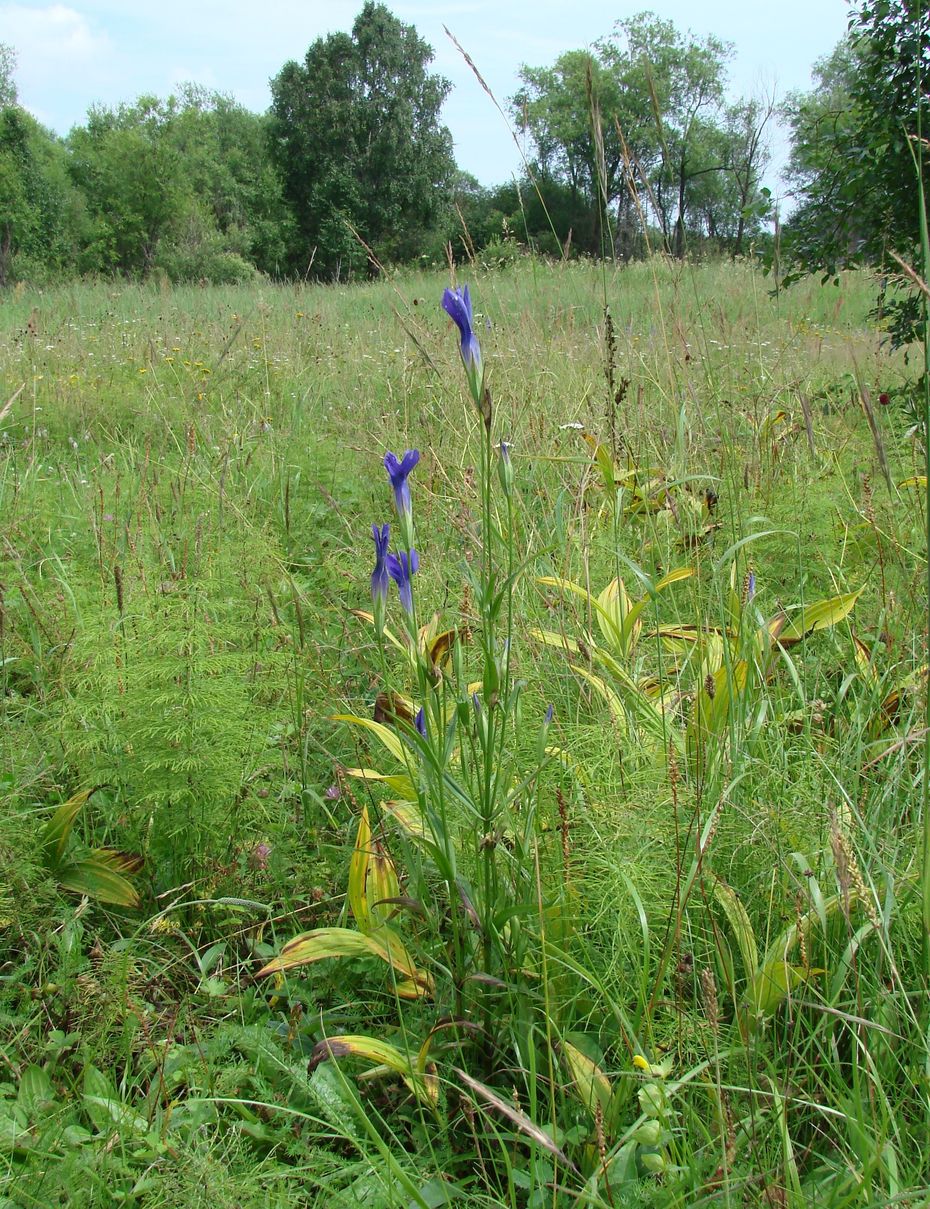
(1, 4, 112, 127)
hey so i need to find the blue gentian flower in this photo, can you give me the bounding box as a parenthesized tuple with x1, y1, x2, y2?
(442, 285, 481, 374)
(383, 450, 419, 517)
(414, 708, 427, 738)
(442, 285, 484, 403)
(545, 704, 554, 726)
(370, 523, 390, 605)
(387, 548, 419, 614)
(747, 571, 756, 602)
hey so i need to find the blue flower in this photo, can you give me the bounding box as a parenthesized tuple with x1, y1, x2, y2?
(383, 450, 419, 517)
(442, 285, 483, 379)
(370, 523, 390, 605)
(387, 548, 419, 614)
(414, 707, 427, 738)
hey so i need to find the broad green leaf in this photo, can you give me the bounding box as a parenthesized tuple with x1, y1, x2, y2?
(17, 1066, 54, 1115)
(778, 586, 864, 646)
(43, 788, 95, 866)
(58, 858, 140, 907)
(713, 879, 758, 982)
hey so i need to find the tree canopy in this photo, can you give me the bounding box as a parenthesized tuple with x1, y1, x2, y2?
(269, 2, 455, 277)
(783, 1, 930, 344)
(513, 14, 773, 259)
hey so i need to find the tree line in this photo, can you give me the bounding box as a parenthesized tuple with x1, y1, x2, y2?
(0, 2, 927, 323)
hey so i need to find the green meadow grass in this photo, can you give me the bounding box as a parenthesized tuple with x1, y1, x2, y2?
(1, 258, 927, 1207)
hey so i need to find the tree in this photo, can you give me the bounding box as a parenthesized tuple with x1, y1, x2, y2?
(0, 42, 16, 109)
(68, 98, 188, 275)
(269, 2, 455, 277)
(514, 13, 767, 260)
(783, 3, 930, 344)
(603, 14, 732, 257)
(515, 50, 633, 255)
(0, 100, 77, 286)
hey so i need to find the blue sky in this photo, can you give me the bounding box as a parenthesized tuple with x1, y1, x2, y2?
(2, 1, 850, 202)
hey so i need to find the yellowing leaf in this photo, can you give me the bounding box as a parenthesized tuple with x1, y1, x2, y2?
(58, 858, 140, 908)
(381, 799, 429, 839)
(348, 806, 372, 932)
(713, 879, 758, 981)
(257, 926, 432, 995)
(751, 960, 823, 1017)
(310, 1034, 438, 1109)
(778, 586, 864, 646)
(43, 788, 96, 865)
(530, 628, 581, 655)
(343, 768, 417, 800)
(562, 1041, 613, 1121)
(330, 714, 407, 764)
(368, 844, 400, 929)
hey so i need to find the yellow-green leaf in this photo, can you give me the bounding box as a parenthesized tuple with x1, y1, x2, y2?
(43, 788, 96, 866)
(713, 879, 758, 982)
(330, 714, 407, 764)
(344, 768, 417, 800)
(58, 858, 140, 908)
(751, 961, 824, 1017)
(257, 926, 432, 995)
(530, 628, 581, 655)
(348, 806, 372, 932)
(311, 1034, 438, 1109)
(778, 587, 864, 646)
(562, 1041, 613, 1121)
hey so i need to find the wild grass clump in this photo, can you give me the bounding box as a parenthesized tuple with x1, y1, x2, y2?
(1, 258, 929, 1206)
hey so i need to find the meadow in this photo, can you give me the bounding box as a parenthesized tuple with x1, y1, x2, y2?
(1, 257, 927, 1207)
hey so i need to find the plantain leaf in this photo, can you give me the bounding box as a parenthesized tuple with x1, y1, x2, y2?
(562, 1040, 613, 1123)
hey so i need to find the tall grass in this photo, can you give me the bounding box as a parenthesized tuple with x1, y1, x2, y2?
(0, 257, 927, 1206)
